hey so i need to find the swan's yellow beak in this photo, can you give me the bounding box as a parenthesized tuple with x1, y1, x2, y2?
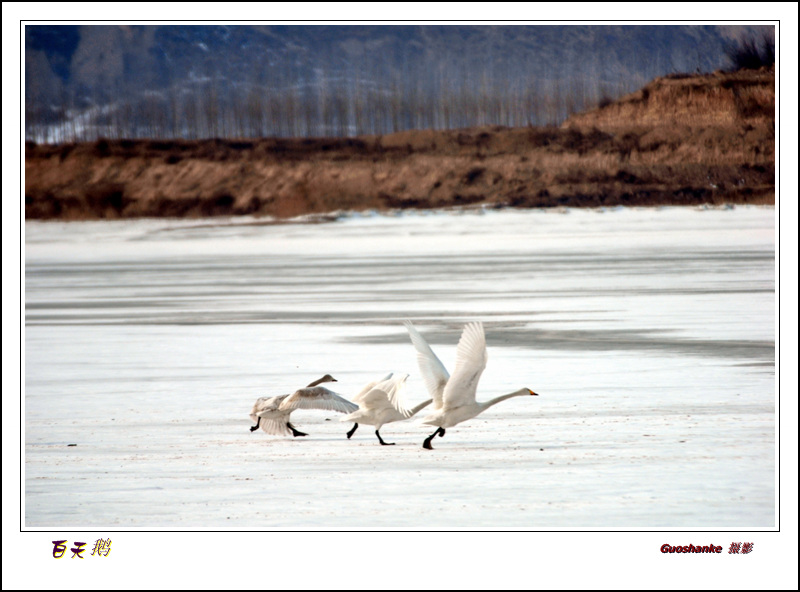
(529, 389, 539, 396)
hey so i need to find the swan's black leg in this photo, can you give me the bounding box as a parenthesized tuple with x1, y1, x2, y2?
(250, 417, 261, 432)
(287, 422, 308, 437)
(423, 427, 445, 450)
(376, 430, 395, 446)
(346, 423, 359, 439)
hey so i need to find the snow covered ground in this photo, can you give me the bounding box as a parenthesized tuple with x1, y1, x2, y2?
(23, 206, 776, 529)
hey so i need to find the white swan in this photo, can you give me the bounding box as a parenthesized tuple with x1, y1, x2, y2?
(405, 321, 538, 449)
(249, 374, 358, 437)
(341, 373, 432, 445)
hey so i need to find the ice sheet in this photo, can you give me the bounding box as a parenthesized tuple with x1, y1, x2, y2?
(24, 206, 776, 527)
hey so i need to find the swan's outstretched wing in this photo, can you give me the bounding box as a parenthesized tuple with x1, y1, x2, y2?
(383, 374, 413, 417)
(359, 373, 412, 416)
(441, 322, 487, 408)
(340, 374, 407, 421)
(404, 321, 450, 409)
(353, 388, 395, 412)
(351, 372, 394, 404)
(279, 386, 359, 414)
(349, 374, 404, 409)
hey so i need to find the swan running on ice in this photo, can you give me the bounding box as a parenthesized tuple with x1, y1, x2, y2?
(249, 374, 358, 437)
(341, 373, 432, 445)
(404, 321, 538, 450)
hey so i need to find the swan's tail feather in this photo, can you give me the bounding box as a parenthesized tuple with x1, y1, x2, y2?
(340, 409, 364, 423)
(257, 417, 294, 436)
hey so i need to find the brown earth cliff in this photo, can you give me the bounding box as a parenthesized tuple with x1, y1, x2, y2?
(25, 68, 775, 220)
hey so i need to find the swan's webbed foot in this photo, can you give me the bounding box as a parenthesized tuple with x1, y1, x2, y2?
(376, 430, 395, 446)
(287, 422, 308, 437)
(423, 427, 445, 450)
(346, 423, 359, 439)
(250, 418, 261, 432)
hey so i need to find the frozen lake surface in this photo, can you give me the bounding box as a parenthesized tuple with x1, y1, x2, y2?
(24, 206, 775, 528)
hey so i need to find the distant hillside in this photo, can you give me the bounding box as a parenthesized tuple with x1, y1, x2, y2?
(25, 24, 773, 142)
(25, 68, 774, 220)
(563, 67, 775, 130)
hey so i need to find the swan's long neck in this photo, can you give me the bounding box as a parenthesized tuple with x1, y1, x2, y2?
(480, 388, 534, 411)
(408, 399, 433, 417)
(306, 375, 335, 387)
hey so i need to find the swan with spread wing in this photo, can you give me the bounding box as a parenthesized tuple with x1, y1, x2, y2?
(249, 374, 357, 438)
(341, 373, 432, 445)
(405, 321, 539, 450)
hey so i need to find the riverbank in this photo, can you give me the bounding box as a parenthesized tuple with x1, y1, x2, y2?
(25, 67, 774, 220)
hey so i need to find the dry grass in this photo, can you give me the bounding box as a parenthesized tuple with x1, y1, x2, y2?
(25, 69, 774, 219)
(564, 67, 774, 131)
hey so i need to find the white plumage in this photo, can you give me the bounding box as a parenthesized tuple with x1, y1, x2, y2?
(404, 321, 538, 449)
(249, 374, 357, 438)
(341, 373, 432, 445)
